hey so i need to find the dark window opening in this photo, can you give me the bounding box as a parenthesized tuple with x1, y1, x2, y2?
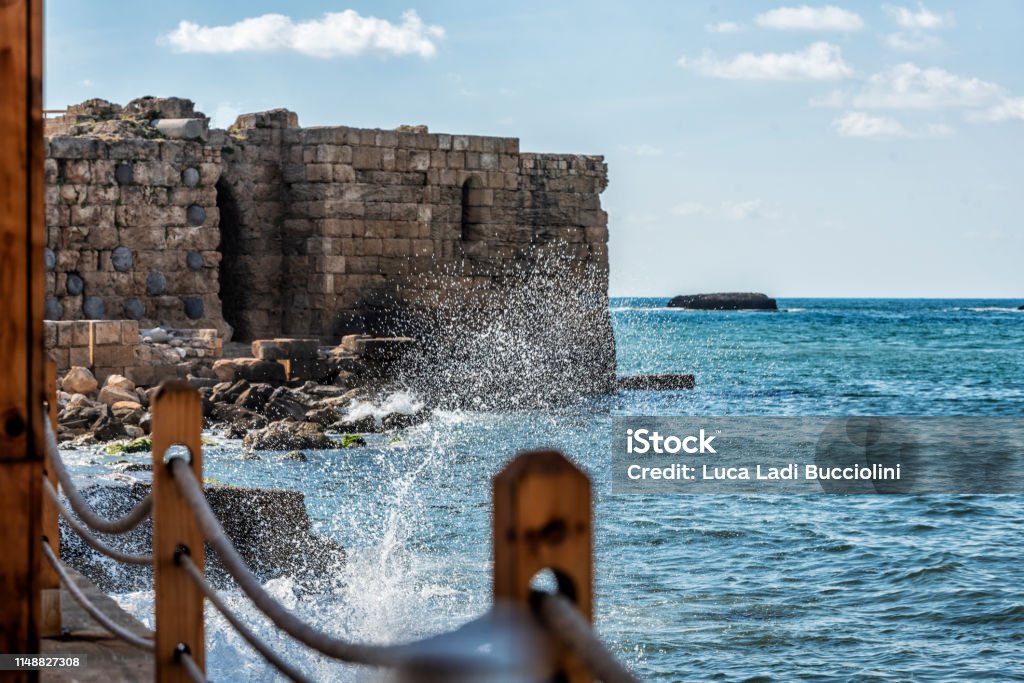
(461, 176, 485, 242)
(216, 178, 249, 341)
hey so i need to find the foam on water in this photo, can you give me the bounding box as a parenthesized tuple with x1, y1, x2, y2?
(344, 390, 425, 421)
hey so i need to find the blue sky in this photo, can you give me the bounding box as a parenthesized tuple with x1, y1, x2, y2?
(45, 1, 1024, 297)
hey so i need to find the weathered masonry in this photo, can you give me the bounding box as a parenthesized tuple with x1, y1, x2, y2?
(44, 97, 611, 344)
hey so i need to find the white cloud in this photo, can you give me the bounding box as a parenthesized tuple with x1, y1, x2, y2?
(160, 9, 444, 58)
(756, 5, 864, 31)
(721, 200, 763, 220)
(968, 97, 1024, 122)
(815, 63, 1005, 109)
(883, 3, 953, 29)
(671, 201, 708, 216)
(80, 78, 94, 87)
(619, 144, 665, 157)
(883, 31, 943, 51)
(832, 111, 953, 137)
(678, 42, 853, 81)
(705, 21, 742, 34)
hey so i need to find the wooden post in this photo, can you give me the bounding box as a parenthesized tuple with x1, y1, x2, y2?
(151, 381, 205, 682)
(39, 361, 61, 636)
(494, 450, 593, 683)
(0, 0, 46, 673)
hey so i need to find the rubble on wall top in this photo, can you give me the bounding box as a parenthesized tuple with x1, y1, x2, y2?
(46, 96, 208, 140)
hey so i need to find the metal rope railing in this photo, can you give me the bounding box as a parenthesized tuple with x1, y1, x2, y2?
(536, 592, 642, 683)
(40, 541, 154, 651)
(178, 552, 311, 683)
(177, 649, 207, 683)
(43, 477, 153, 565)
(38, 383, 640, 682)
(45, 421, 153, 535)
(167, 455, 422, 667)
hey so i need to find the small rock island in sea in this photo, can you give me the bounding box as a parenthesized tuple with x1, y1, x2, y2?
(668, 292, 778, 311)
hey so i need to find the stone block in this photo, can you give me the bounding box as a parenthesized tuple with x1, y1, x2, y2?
(91, 320, 122, 345)
(70, 321, 92, 347)
(277, 358, 333, 382)
(69, 346, 91, 367)
(251, 338, 320, 361)
(212, 358, 287, 383)
(93, 344, 138, 368)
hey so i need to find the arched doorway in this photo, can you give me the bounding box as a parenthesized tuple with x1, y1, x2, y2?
(216, 178, 248, 340)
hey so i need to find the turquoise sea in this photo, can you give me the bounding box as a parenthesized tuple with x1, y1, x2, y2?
(99, 298, 1024, 681)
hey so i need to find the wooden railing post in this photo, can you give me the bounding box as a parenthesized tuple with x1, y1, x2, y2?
(39, 361, 61, 637)
(151, 381, 205, 682)
(493, 450, 593, 683)
(0, 0, 46, 672)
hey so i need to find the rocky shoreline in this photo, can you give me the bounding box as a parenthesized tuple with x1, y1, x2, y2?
(56, 335, 429, 453)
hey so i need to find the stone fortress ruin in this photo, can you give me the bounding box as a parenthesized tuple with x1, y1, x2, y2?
(43, 97, 615, 400)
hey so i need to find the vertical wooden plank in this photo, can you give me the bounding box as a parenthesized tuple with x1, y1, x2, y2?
(39, 361, 61, 637)
(0, 0, 45, 673)
(151, 381, 205, 682)
(494, 450, 593, 683)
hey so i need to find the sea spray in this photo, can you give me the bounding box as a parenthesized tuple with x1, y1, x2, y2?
(348, 242, 616, 409)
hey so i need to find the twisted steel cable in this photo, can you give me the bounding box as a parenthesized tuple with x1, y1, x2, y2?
(178, 553, 311, 683)
(40, 540, 154, 651)
(44, 476, 153, 565)
(168, 455, 417, 666)
(535, 592, 642, 683)
(44, 420, 152, 535)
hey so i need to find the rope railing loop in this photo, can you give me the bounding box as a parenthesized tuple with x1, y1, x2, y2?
(40, 540, 154, 652)
(167, 455, 418, 667)
(535, 592, 641, 683)
(43, 477, 153, 566)
(44, 420, 153, 535)
(177, 552, 312, 683)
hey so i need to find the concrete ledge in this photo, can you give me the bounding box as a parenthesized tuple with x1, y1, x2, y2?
(41, 567, 153, 682)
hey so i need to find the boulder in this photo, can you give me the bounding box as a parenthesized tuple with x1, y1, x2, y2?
(62, 478, 346, 593)
(265, 386, 309, 421)
(98, 384, 140, 406)
(104, 374, 136, 393)
(209, 404, 267, 433)
(211, 379, 250, 404)
(381, 409, 431, 431)
(282, 450, 308, 462)
(91, 414, 127, 442)
(212, 358, 286, 383)
(61, 367, 98, 395)
(58, 396, 104, 433)
(111, 400, 145, 423)
(667, 292, 777, 311)
(1018, 304, 1024, 311)
(331, 414, 378, 434)
(236, 383, 276, 412)
(304, 407, 338, 427)
(243, 420, 338, 451)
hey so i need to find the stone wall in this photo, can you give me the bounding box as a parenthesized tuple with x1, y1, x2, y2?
(44, 320, 221, 386)
(44, 134, 225, 334)
(43, 97, 613, 392)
